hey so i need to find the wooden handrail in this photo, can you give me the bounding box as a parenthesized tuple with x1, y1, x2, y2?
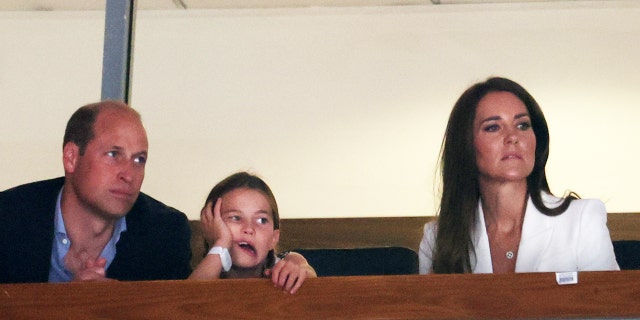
(190, 213, 640, 270)
(279, 213, 640, 252)
(2, 271, 640, 319)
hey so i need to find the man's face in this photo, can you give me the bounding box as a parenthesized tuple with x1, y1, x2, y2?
(65, 108, 148, 220)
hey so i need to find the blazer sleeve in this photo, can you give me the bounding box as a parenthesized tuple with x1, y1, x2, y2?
(576, 199, 620, 271)
(418, 221, 437, 274)
(108, 193, 193, 281)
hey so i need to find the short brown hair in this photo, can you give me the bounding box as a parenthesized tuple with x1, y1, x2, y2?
(63, 101, 138, 155)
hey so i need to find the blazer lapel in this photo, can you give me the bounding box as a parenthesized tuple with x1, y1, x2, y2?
(515, 197, 553, 272)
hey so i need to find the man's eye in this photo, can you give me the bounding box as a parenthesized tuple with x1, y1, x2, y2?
(257, 217, 269, 224)
(134, 156, 147, 164)
(228, 216, 240, 222)
(107, 151, 118, 157)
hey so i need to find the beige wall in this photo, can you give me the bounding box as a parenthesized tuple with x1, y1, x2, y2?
(1, 1, 639, 219)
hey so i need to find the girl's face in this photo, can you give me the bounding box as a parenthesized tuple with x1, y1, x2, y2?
(219, 187, 279, 269)
(473, 91, 536, 185)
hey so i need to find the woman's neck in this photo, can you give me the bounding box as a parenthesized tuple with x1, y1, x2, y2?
(479, 179, 528, 231)
(479, 179, 529, 273)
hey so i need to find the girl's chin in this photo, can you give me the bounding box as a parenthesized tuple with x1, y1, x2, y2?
(226, 260, 268, 278)
(232, 263, 261, 270)
(232, 257, 267, 270)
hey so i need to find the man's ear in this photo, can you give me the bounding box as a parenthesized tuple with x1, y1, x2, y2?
(62, 142, 79, 174)
(271, 229, 280, 249)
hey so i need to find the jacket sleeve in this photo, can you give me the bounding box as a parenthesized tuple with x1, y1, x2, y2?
(108, 195, 193, 281)
(418, 221, 437, 274)
(161, 212, 193, 279)
(576, 199, 620, 271)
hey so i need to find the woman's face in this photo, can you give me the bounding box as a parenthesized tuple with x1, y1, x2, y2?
(473, 91, 536, 185)
(219, 188, 280, 269)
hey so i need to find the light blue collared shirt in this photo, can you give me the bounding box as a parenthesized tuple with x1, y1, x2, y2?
(48, 188, 127, 282)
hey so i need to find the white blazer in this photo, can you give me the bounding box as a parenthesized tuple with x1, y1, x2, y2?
(419, 193, 620, 274)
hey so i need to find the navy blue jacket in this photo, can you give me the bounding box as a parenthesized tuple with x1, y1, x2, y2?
(0, 177, 192, 283)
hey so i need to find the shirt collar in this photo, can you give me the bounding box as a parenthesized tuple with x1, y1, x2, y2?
(54, 187, 128, 243)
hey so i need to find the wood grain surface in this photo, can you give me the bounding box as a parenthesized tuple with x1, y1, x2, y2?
(2, 271, 640, 319)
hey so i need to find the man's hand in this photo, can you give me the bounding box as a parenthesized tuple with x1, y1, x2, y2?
(65, 250, 110, 281)
(74, 257, 110, 281)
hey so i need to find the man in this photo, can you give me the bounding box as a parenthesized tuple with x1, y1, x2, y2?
(0, 101, 192, 282)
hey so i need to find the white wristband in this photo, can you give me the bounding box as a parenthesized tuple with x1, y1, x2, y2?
(208, 246, 232, 272)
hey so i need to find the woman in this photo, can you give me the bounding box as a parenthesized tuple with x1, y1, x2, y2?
(419, 77, 619, 274)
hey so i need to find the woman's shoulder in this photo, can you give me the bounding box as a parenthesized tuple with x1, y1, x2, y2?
(423, 219, 437, 231)
(421, 219, 438, 242)
(539, 192, 606, 217)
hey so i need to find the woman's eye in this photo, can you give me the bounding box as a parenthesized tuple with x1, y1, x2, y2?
(483, 124, 499, 132)
(517, 122, 532, 130)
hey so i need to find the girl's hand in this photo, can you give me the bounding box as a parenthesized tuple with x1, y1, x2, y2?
(201, 198, 232, 249)
(264, 252, 317, 294)
(188, 198, 234, 281)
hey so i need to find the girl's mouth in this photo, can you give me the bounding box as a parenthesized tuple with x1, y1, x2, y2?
(238, 242, 256, 256)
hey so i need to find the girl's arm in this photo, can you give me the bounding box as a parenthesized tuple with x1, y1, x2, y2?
(188, 251, 226, 280)
(188, 199, 233, 280)
(265, 252, 317, 294)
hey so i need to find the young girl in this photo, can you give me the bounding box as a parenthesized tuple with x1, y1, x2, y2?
(188, 172, 316, 294)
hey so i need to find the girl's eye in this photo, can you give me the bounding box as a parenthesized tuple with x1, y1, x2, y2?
(483, 124, 499, 132)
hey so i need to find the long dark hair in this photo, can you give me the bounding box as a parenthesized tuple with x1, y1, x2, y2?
(432, 77, 577, 273)
(203, 171, 280, 269)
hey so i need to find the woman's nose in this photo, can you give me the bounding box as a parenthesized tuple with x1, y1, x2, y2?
(505, 128, 519, 145)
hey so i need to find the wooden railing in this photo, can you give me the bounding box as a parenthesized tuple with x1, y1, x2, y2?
(2, 271, 640, 319)
(190, 213, 640, 268)
(278, 212, 640, 252)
